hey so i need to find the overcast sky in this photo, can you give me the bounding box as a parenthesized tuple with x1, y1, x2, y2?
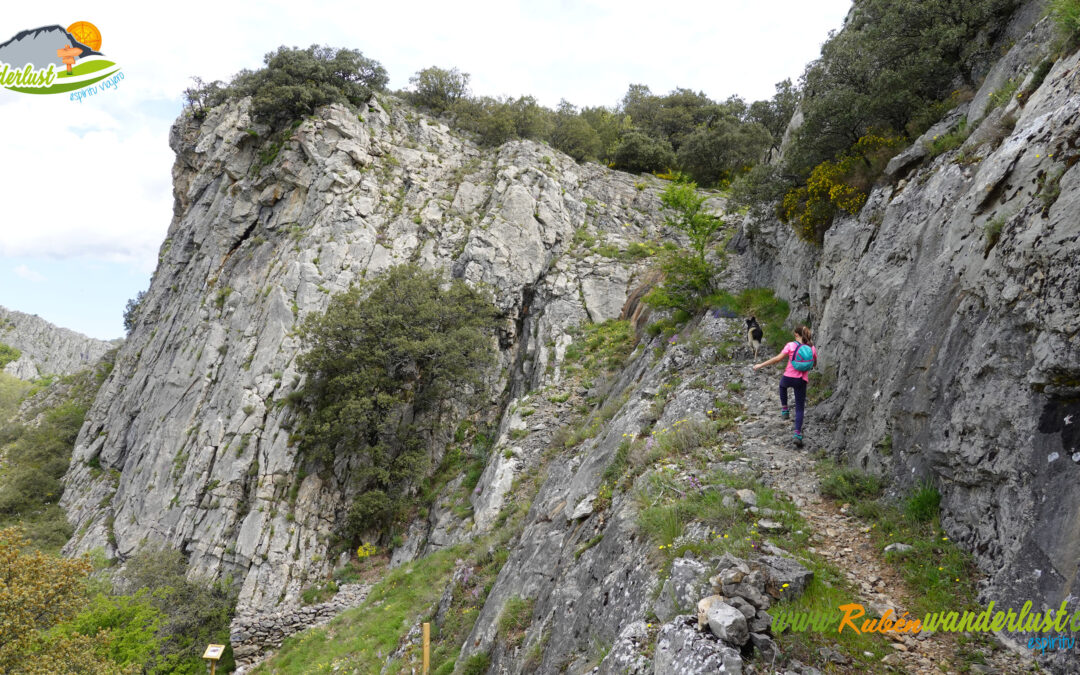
(0, 0, 851, 339)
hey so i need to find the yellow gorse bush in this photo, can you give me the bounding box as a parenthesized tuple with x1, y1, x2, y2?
(781, 131, 904, 244)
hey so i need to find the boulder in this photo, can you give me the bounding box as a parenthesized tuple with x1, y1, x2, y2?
(707, 601, 749, 646)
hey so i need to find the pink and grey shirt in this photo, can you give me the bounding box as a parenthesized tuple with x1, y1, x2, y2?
(781, 341, 817, 381)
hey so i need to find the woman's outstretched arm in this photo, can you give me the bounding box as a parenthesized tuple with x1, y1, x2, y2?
(752, 352, 787, 371)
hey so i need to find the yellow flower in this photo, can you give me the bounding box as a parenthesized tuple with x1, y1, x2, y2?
(942, 537, 948, 541)
(723, 534, 729, 539)
(782, 583, 790, 588)
(938, 566, 943, 571)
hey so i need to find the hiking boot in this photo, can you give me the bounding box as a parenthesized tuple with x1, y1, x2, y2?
(792, 432, 804, 448)
(780, 409, 790, 420)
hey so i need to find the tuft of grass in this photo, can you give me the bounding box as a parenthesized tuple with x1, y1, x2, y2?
(459, 653, 491, 675)
(925, 116, 971, 158)
(985, 78, 1019, 114)
(984, 212, 1008, 254)
(905, 481, 941, 523)
(497, 596, 536, 648)
(807, 368, 835, 405)
(817, 461, 885, 502)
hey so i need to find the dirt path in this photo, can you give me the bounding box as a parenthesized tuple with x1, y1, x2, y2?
(736, 366, 1034, 674)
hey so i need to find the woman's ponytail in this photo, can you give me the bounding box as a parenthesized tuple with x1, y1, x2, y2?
(795, 325, 814, 346)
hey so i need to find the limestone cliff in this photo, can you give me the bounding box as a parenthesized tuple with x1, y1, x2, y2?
(60, 94, 674, 613)
(0, 306, 118, 380)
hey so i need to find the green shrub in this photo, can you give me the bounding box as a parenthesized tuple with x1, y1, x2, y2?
(122, 291, 146, 334)
(781, 132, 904, 244)
(407, 66, 470, 113)
(449, 95, 554, 147)
(612, 131, 676, 174)
(552, 100, 602, 161)
(0, 342, 20, 369)
(787, 0, 1020, 175)
(230, 45, 388, 127)
(563, 320, 637, 377)
(293, 264, 498, 539)
(61, 590, 165, 668)
(107, 545, 237, 674)
(676, 117, 771, 186)
(643, 180, 726, 313)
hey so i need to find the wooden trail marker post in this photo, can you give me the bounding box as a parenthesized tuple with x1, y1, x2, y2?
(56, 44, 82, 73)
(421, 622, 429, 673)
(202, 644, 225, 675)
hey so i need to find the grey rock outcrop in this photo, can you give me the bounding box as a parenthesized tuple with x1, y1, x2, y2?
(0, 306, 118, 379)
(59, 92, 676, 614)
(654, 616, 743, 674)
(738, 15, 1080, 661)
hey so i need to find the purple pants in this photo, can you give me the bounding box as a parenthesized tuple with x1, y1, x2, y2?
(779, 375, 807, 432)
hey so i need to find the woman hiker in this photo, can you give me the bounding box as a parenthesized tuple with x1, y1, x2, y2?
(753, 325, 817, 447)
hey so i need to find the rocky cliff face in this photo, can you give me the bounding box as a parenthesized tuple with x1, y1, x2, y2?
(60, 94, 677, 613)
(738, 14, 1080, 647)
(56, 10, 1080, 672)
(0, 306, 118, 380)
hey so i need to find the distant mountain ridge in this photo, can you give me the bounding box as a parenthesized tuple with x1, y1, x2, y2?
(0, 306, 119, 380)
(0, 24, 102, 68)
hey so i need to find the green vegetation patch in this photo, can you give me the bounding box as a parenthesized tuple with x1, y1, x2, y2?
(817, 460, 979, 616)
(0, 342, 20, 370)
(564, 319, 637, 378)
(291, 263, 499, 541)
(256, 547, 461, 674)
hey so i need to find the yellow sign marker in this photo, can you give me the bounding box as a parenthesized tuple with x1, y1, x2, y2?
(203, 644, 226, 675)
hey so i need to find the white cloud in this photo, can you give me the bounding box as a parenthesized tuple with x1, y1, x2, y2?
(13, 264, 46, 282)
(0, 0, 852, 272)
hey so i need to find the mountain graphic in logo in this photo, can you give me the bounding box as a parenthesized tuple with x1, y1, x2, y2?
(0, 22, 121, 96)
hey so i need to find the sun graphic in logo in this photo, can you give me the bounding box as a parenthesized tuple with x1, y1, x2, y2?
(66, 21, 102, 51)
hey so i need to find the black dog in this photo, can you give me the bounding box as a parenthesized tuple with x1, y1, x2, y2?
(746, 317, 763, 359)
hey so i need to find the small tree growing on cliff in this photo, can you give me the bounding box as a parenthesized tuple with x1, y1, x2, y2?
(293, 264, 499, 538)
(643, 180, 725, 313)
(231, 45, 389, 127)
